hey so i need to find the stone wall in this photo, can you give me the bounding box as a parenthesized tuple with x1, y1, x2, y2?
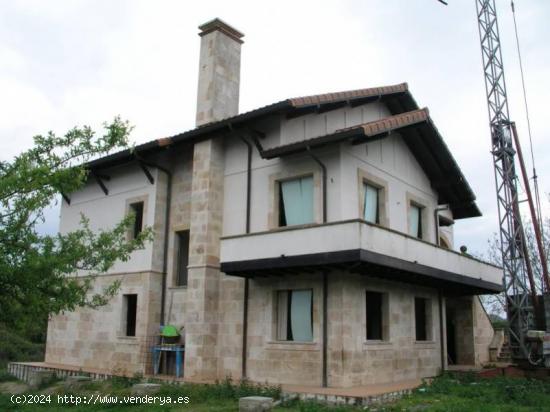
(445, 295, 493, 366)
(329, 274, 442, 387)
(245, 272, 442, 388)
(473, 296, 493, 365)
(184, 138, 226, 381)
(163, 150, 193, 330)
(447, 297, 475, 365)
(216, 275, 245, 378)
(247, 274, 324, 386)
(45, 271, 162, 376)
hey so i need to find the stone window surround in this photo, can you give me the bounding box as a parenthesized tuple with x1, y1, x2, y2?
(413, 294, 436, 345)
(357, 168, 389, 227)
(268, 283, 321, 350)
(268, 167, 323, 230)
(405, 192, 430, 242)
(169, 223, 191, 288)
(364, 288, 391, 343)
(124, 194, 149, 241)
(117, 286, 141, 341)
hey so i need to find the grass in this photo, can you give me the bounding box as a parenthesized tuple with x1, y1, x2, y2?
(383, 372, 550, 412)
(1, 372, 550, 411)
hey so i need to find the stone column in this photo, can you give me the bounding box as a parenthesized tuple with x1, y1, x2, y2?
(184, 138, 225, 380)
(195, 18, 243, 126)
(184, 18, 243, 381)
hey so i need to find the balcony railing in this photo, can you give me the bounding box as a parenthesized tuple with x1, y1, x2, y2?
(220, 219, 502, 294)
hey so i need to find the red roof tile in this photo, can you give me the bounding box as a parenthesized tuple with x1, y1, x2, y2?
(348, 107, 429, 136)
(289, 83, 408, 107)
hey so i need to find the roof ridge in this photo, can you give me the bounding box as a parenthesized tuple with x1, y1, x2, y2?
(333, 107, 429, 135)
(288, 83, 409, 107)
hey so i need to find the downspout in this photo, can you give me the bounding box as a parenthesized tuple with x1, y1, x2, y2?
(434, 205, 449, 246)
(240, 137, 252, 233)
(305, 147, 327, 223)
(438, 289, 446, 373)
(136, 154, 172, 327)
(239, 136, 252, 378)
(322, 271, 328, 387)
(306, 146, 328, 387)
(435, 205, 450, 370)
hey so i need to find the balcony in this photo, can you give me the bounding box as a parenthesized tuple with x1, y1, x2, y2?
(220, 219, 502, 295)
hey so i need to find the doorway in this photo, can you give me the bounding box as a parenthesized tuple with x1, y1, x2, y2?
(446, 307, 457, 365)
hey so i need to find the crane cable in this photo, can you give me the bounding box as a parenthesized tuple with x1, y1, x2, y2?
(510, 1, 544, 238)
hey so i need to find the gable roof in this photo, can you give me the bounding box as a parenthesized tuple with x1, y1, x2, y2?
(84, 82, 480, 219)
(261, 108, 430, 158)
(86, 83, 416, 170)
(260, 108, 480, 219)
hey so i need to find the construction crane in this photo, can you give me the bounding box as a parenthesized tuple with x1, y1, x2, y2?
(439, 0, 550, 364)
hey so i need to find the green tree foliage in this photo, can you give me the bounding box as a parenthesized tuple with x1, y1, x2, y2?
(0, 118, 152, 339)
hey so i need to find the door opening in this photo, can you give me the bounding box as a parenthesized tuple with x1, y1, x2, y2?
(446, 307, 457, 365)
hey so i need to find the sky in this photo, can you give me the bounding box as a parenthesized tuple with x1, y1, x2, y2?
(1, 0, 549, 256)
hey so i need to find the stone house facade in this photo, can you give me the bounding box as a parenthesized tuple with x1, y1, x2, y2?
(45, 18, 501, 388)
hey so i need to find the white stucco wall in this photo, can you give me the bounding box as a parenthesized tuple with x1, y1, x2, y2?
(340, 133, 439, 243)
(278, 102, 389, 146)
(222, 100, 455, 246)
(223, 138, 342, 236)
(59, 163, 159, 274)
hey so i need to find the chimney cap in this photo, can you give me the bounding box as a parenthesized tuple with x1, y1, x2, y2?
(198, 18, 244, 43)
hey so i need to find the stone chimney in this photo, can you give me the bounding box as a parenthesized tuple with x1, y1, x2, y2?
(195, 18, 244, 127)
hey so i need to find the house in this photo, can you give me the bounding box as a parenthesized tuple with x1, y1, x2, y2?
(45, 18, 502, 388)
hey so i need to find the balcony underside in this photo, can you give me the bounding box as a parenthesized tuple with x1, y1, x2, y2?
(220, 220, 503, 296)
(221, 248, 501, 296)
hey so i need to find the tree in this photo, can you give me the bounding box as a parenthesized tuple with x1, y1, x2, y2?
(481, 202, 550, 319)
(0, 118, 152, 339)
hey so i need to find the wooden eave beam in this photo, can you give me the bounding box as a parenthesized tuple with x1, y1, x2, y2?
(91, 171, 109, 196)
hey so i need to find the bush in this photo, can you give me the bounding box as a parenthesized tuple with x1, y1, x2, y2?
(0, 370, 16, 382)
(0, 325, 44, 369)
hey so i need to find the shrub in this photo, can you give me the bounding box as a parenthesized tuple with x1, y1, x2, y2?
(0, 370, 16, 382)
(0, 325, 44, 369)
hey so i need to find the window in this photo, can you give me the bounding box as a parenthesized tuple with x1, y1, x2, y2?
(357, 170, 388, 226)
(414, 297, 432, 341)
(277, 289, 313, 342)
(129, 202, 144, 239)
(279, 176, 314, 227)
(363, 183, 380, 224)
(408, 204, 423, 239)
(366, 291, 387, 340)
(175, 230, 190, 286)
(124, 294, 138, 337)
